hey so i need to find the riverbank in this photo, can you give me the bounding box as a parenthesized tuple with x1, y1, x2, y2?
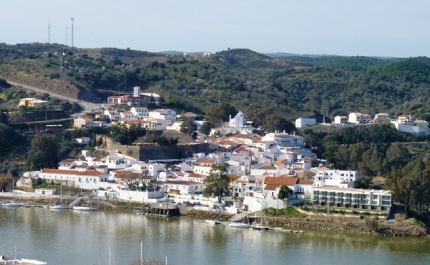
(2, 195, 427, 237)
(188, 209, 428, 237)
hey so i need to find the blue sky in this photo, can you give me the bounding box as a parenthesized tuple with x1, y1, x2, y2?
(1, 0, 429, 57)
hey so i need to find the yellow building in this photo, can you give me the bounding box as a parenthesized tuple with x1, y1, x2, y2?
(19, 98, 49, 107)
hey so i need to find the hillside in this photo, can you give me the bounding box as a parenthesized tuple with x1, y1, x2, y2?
(2, 43, 430, 124)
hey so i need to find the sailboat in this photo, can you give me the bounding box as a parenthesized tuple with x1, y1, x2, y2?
(49, 184, 69, 210)
(2, 177, 23, 208)
(252, 210, 269, 230)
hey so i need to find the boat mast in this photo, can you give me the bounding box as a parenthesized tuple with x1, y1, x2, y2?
(140, 241, 143, 265)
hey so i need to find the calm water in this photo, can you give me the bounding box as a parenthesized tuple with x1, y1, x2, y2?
(1, 207, 430, 265)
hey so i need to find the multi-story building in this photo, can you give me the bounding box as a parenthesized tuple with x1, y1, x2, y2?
(312, 187, 392, 211)
(149, 109, 176, 124)
(348, 112, 372, 124)
(131, 107, 149, 120)
(311, 167, 357, 188)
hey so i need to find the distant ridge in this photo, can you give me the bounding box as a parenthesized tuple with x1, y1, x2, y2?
(160, 50, 204, 55)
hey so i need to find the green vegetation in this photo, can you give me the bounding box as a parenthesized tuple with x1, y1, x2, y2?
(264, 207, 301, 216)
(26, 133, 59, 170)
(2, 44, 430, 124)
(203, 163, 231, 203)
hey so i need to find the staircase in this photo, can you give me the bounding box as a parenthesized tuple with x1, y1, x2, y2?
(229, 212, 250, 222)
(68, 197, 82, 208)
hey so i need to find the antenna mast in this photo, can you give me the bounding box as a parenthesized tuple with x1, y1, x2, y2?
(48, 20, 50, 44)
(66, 27, 68, 46)
(71, 17, 75, 48)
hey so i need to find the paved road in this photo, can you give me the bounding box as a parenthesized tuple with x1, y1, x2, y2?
(6, 80, 103, 116)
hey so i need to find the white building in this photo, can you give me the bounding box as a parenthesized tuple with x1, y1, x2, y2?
(334, 115, 348, 124)
(76, 137, 90, 145)
(348, 112, 372, 124)
(120, 111, 138, 121)
(159, 180, 203, 195)
(37, 168, 110, 190)
(295, 118, 316, 128)
(149, 109, 177, 124)
(391, 114, 429, 137)
(311, 167, 357, 188)
(229, 111, 248, 128)
(262, 132, 304, 147)
(131, 107, 149, 120)
(104, 109, 121, 121)
(312, 187, 392, 211)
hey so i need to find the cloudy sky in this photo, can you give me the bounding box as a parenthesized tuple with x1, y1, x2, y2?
(1, 0, 429, 57)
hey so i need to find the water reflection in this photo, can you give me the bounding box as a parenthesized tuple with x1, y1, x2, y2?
(1, 207, 430, 265)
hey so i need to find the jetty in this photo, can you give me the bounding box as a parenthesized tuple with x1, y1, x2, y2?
(135, 202, 180, 217)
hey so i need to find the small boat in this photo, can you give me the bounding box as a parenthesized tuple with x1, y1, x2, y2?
(73, 205, 97, 211)
(2, 201, 23, 208)
(205, 219, 221, 225)
(229, 222, 251, 228)
(2, 177, 23, 208)
(49, 183, 69, 210)
(252, 223, 270, 231)
(49, 204, 69, 210)
(0, 255, 47, 264)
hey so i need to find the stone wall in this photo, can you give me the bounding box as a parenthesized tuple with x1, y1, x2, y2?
(99, 135, 210, 161)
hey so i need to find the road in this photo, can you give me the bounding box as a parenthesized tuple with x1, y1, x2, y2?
(6, 80, 103, 116)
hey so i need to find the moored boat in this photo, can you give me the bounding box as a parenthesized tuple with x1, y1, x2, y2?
(229, 222, 251, 228)
(251, 223, 270, 230)
(2, 201, 23, 208)
(205, 219, 221, 225)
(73, 205, 97, 211)
(0, 255, 47, 264)
(49, 204, 69, 210)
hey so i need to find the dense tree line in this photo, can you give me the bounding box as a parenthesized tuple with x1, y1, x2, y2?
(301, 124, 420, 179)
(386, 157, 430, 214)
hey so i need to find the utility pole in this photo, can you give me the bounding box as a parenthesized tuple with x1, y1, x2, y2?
(48, 20, 50, 44)
(71, 17, 74, 48)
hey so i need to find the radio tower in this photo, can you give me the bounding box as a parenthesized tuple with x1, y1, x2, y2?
(71, 17, 74, 48)
(66, 27, 68, 46)
(48, 20, 50, 44)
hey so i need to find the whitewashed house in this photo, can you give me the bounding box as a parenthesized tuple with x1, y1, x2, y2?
(311, 166, 357, 188)
(37, 168, 110, 190)
(334, 115, 348, 124)
(149, 109, 177, 124)
(295, 117, 316, 128)
(158, 180, 203, 195)
(131, 107, 149, 120)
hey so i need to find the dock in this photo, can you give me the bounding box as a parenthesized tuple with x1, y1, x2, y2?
(134, 202, 180, 217)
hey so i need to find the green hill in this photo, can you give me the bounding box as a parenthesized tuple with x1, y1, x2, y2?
(1, 43, 430, 125)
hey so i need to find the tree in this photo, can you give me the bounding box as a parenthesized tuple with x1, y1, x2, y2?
(263, 114, 296, 133)
(205, 102, 237, 126)
(180, 120, 197, 139)
(26, 133, 59, 170)
(0, 109, 9, 124)
(199, 122, 213, 135)
(277, 185, 294, 214)
(0, 172, 13, 192)
(203, 163, 231, 203)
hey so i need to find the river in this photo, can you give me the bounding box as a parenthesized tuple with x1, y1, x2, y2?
(1, 207, 430, 265)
